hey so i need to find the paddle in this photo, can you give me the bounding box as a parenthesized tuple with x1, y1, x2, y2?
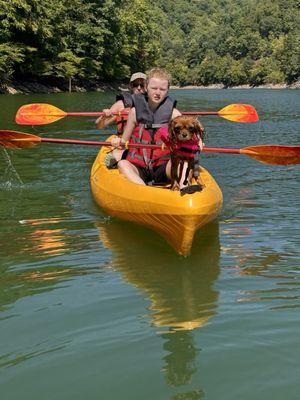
(15, 103, 259, 125)
(1, 130, 299, 166)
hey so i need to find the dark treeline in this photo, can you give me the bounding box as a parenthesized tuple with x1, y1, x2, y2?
(0, 0, 299, 88)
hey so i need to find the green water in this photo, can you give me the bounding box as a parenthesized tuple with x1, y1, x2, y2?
(0, 89, 299, 399)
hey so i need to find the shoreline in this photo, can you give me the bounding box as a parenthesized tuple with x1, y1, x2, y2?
(0, 80, 299, 95)
(0, 80, 121, 95)
(170, 82, 300, 90)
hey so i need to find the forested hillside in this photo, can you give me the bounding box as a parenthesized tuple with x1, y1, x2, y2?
(0, 0, 299, 88)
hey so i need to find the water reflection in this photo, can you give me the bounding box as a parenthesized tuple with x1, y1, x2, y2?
(19, 218, 68, 256)
(162, 330, 199, 384)
(0, 217, 70, 264)
(170, 389, 204, 400)
(0, 216, 104, 313)
(98, 220, 220, 398)
(0, 215, 101, 264)
(236, 249, 300, 310)
(98, 221, 220, 331)
(221, 217, 300, 311)
(0, 263, 101, 315)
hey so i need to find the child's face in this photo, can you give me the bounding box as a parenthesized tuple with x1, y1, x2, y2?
(146, 77, 169, 106)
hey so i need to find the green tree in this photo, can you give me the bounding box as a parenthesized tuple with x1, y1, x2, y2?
(0, 44, 25, 81)
(0, 0, 299, 87)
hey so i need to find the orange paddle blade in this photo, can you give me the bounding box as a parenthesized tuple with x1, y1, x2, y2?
(218, 104, 259, 123)
(16, 104, 67, 125)
(0, 130, 41, 149)
(241, 145, 300, 165)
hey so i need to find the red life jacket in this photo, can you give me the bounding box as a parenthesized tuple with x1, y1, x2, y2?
(127, 125, 170, 167)
(126, 94, 176, 168)
(173, 136, 200, 158)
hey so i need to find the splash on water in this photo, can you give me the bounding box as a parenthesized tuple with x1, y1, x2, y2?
(0, 147, 23, 190)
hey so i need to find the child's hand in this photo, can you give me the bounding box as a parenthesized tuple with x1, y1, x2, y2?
(110, 137, 125, 149)
(102, 108, 112, 117)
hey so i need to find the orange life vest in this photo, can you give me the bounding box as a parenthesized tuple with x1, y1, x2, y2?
(115, 107, 130, 135)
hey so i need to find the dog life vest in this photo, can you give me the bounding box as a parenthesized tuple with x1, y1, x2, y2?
(173, 136, 200, 158)
(126, 94, 176, 168)
(115, 93, 134, 135)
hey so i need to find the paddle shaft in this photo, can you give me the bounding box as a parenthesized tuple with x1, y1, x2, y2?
(201, 147, 241, 154)
(37, 111, 220, 117)
(41, 137, 113, 146)
(40, 137, 241, 153)
(2, 130, 298, 164)
(15, 103, 259, 125)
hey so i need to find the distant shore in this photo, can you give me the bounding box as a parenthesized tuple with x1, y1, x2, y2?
(171, 82, 300, 90)
(0, 79, 299, 95)
(0, 80, 119, 95)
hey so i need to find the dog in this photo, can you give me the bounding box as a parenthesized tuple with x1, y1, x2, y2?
(167, 115, 205, 192)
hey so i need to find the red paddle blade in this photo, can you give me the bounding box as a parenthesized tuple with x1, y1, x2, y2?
(0, 130, 41, 149)
(16, 104, 67, 125)
(219, 104, 259, 123)
(242, 145, 300, 165)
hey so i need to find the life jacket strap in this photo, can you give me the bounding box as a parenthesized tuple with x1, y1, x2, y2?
(176, 146, 199, 154)
(143, 123, 166, 129)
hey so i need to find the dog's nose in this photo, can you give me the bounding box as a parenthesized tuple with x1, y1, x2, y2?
(182, 133, 187, 137)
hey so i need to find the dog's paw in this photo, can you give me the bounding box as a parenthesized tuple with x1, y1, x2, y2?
(194, 179, 205, 190)
(180, 184, 204, 196)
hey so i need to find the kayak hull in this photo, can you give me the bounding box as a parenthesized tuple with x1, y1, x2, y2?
(90, 136, 223, 255)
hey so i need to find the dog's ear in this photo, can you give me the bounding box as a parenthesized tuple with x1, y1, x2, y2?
(194, 119, 205, 140)
(168, 118, 177, 145)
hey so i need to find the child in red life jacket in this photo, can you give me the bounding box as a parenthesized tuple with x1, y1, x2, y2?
(111, 68, 182, 186)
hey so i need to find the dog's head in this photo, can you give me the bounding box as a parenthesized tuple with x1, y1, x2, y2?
(168, 116, 204, 144)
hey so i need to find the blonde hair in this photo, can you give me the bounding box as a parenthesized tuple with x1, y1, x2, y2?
(146, 68, 172, 87)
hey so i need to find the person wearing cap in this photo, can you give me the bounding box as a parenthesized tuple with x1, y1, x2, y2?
(95, 72, 146, 132)
(96, 72, 146, 166)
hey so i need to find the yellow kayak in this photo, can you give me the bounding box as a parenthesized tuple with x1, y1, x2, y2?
(90, 136, 223, 256)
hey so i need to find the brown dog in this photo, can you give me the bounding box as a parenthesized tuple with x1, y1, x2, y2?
(168, 116, 205, 192)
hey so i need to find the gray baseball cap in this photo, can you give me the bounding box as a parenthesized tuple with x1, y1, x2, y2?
(130, 72, 146, 82)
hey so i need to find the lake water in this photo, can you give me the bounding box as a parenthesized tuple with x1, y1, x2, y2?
(0, 89, 299, 400)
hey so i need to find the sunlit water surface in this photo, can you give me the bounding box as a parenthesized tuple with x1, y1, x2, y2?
(0, 89, 299, 399)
